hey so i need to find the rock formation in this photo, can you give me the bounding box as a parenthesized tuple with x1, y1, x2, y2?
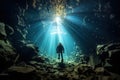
(0, 0, 120, 80)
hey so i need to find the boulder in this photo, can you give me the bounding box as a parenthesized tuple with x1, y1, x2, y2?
(97, 43, 120, 67)
(95, 67, 104, 74)
(32, 55, 45, 63)
(0, 40, 16, 72)
(13, 43, 38, 62)
(8, 65, 36, 74)
(108, 49, 120, 67)
(7, 65, 36, 80)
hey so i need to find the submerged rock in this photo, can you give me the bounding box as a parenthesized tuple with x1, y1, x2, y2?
(0, 40, 16, 72)
(7, 64, 36, 80)
(5, 24, 14, 36)
(32, 55, 45, 63)
(97, 43, 120, 74)
(13, 43, 39, 62)
(108, 49, 120, 66)
(8, 65, 36, 74)
(0, 22, 39, 73)
(95, 67, 105, 74)
(0, 22, 7, 40)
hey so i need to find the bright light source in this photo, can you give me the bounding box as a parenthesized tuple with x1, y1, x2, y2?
(55, 16, 61, 23)
(32, 15, 75, 61)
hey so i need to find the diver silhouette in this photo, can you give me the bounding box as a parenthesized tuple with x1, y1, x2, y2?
(56, 43, 64, 63)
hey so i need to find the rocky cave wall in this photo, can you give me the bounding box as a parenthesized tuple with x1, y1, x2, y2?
(0, 0, 40, 72)
(0, 0, 120, 80)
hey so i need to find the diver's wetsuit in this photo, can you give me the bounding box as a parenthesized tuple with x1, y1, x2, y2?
(56, 43, 64, 62)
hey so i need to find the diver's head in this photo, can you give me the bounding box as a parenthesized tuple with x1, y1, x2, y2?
(59, 42, 62, 45)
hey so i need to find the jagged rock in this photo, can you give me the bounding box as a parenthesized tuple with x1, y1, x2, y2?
(28, 60, 44, 69)
(17, 15, 26, 27)
(97, 44, 109, 64)
(5, 24, 14, 36)
(66, 67, 74, 73)
(1, 23, 39, 63)
(95, 67, 104, 74)
(97, 43, 120, 74)
(108, 49, 120, 66)
(8, 65, 36, 74)
(79, 75, 87, 80)
(12, 43, 38, 62)
(0, 22, 7, 40)
(82, 68, 95, 77)
(97, 43, 120, 67)
(105, 43, 120, 51)
(11, 28, 25, 41)
(7, 65, 36, 80)
(32, 56, 45, 63)
(74, 65, 83, 74)
(29, 61, 38, 65)
(21, 46, 37, 61)
(74, 64, 95, 77)
(0, 40, 16, 72)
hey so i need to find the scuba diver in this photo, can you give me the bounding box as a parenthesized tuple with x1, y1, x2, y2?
(56, 43, 64, 63)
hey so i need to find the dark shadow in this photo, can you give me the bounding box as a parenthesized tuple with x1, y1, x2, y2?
(58, 62, 66, 68)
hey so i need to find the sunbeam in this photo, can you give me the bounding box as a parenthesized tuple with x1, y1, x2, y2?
(32, 16, 75, 61)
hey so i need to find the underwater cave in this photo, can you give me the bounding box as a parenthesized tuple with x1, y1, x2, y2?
(0, 0, 120, 80)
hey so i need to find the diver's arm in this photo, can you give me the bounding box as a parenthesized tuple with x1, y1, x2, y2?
(62, 47, 64, 53)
